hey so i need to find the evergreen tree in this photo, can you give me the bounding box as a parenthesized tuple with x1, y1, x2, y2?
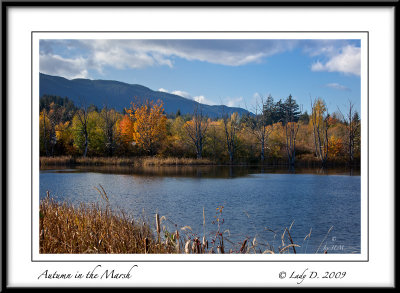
(299, 110, 310, 124)
(262, 94, 275, 125)
(274, 99, 286, 124)
(283, 94, 300, 123)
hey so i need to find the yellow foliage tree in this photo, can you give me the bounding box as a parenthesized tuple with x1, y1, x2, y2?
(310, 98, 329, 166)
(328, 135, 343, 158)
(127, 100, 167, 155)
(55, 121, 76, 155)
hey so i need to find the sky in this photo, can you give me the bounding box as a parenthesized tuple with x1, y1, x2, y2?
(39, 39, 361, 114)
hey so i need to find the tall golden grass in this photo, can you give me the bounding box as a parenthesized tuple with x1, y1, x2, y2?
(40, 195, 156, 254)
(40, 156, 214, 167)
(40, 190, 334, 254)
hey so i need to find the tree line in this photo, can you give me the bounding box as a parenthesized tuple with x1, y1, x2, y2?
(39, 94, 361, 167)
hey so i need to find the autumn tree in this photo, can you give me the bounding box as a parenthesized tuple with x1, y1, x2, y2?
(40, 95, 77, 122)
(47, 102, 66, 156)
(328, 135, 344, 158)
(100, 106, 120, 156)
(119, 114, 135, 144)
(283, 95, 300, 167)
(72, 102, 90, 157)
(310, 98, 329, 167)
(222, 112, 241, 164)
(40, 101, 68, 156)
(39, 109, 50, 156)
(204, 120, 224, 161)
(54, 121, 75, 155)
(244, 94, 274, 163)
(127, 100, 167, 155)
(184, 105, 209, 159)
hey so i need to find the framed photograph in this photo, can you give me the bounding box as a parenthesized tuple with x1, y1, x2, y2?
(2, 1, 396, 288)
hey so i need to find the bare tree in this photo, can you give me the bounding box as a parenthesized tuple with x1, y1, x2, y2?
(311, 98, 329, 167)
(285, 121, 299, 167)
(184, 104, 209, 159)
(222, 111, 240, 164)
(245, 95, 273, 163)
(338, 100, 360, 165)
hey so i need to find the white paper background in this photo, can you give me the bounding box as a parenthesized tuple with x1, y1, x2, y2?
(7, 7, 394, 287)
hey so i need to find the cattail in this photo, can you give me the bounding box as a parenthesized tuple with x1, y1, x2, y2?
(155, 213, 161, 248)
(175, 230, 180, 253)
(240, 239, 247, 253)
(192, 240, 197, 253)
(252, 237, 257, 247)
(202, 236, 208, 251)
(155, 214, 160, 234)
(144, 237, 149, 254)
(185, 240, 191, 254)
(193, 238, 201, 254)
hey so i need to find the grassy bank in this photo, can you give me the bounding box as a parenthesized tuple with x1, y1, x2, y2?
(40, 156, 215, 167)
(40, 192, 306, 254)
(40, 155, 359, 169)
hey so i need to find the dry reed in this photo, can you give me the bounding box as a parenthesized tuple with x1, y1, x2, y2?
(40, 193, 333, 254)
(40, 195, 158, 253)
(40, 156, 214, 167)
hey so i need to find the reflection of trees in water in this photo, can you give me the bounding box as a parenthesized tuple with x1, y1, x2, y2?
(45, 165, 360, 178)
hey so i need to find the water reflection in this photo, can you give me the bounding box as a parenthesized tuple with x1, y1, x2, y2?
(41, 165, 360, 178)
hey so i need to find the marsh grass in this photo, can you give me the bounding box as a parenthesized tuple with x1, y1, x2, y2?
(40, 196, 156, 254)
(40, 156, 214, 167)
(40, 191, 333, 254)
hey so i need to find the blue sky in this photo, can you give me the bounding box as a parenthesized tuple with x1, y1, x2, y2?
(40, 39, 361, 114)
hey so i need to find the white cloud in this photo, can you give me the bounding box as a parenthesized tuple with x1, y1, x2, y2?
(311, 45, 361, 76)
(158, 88, 169, 93)
(39, 54, 89, 79)
(225, 97, 244, 108)
(39, 39, 361, 80)
(167, 89, 214, 105)
(40, 39, 299, 78)
(171, 90, 192, 99)
(193, 95, 214, 105)
(325, 83, 351, 91)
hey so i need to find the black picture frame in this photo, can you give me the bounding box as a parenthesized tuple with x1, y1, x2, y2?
(1, 0, 398, 290)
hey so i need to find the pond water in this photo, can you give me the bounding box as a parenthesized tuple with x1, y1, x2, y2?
(39, 165, 361, 254)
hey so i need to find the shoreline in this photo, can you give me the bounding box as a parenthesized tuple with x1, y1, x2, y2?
(40, 155, 360, 169)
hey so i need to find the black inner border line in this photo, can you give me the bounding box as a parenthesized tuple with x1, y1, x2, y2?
(4, 1, 400, 7)
(32, 31, 369, 263)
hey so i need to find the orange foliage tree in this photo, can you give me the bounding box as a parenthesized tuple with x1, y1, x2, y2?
(328, 135, 344, 158)
(119, 114, 135, 144)
(126, 100, 167, 155)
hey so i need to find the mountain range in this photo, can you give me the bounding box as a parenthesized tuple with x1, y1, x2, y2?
(39, 73, 249, 118)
